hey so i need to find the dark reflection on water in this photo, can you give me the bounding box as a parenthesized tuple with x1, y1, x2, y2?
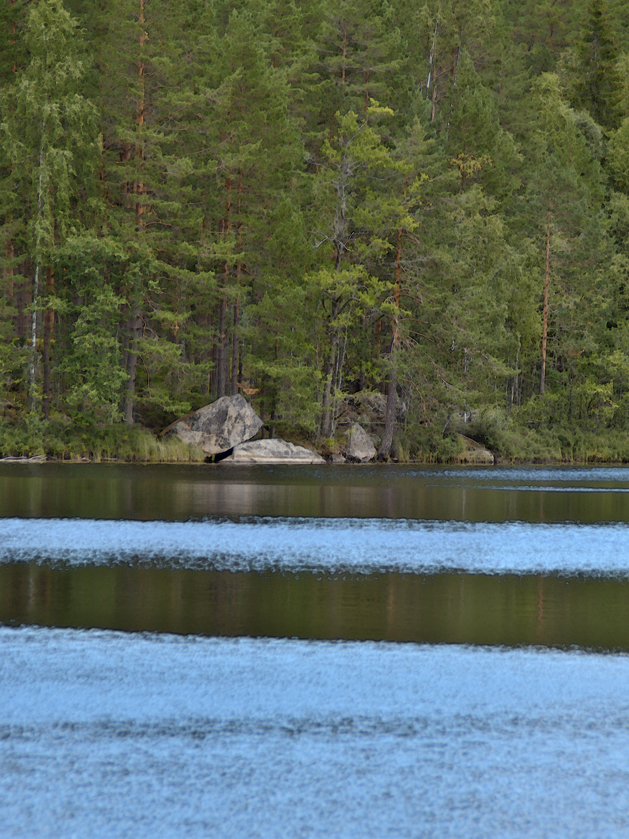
(3, 562, 629, 651)
(4, 461, 629, 522)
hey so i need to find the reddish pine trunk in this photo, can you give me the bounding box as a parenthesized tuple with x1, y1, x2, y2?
(231, 300, 239, 396)
(216, 292, 228, 398)
(122, 0, 148, 424)
(216, 175, 233, 399)
(124, 305, 142, 424)
(379, 227, 403, 459)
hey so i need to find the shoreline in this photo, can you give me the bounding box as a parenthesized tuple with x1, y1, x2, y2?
(4, 419, 629, 468)
(2, 454, 629, 467)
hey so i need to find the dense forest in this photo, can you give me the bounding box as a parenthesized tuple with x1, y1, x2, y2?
(2, 0, 629, 461)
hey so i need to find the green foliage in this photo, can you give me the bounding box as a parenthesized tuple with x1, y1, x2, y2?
(569, 0, 623, 129)
(1, 0, 99, 252)
(607, 119, 629, 193)
(61, 285, 129, 423)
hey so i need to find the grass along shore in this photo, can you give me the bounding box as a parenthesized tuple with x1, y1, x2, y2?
(2, 414, 629, 465)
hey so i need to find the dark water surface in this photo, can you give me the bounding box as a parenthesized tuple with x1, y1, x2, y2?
(4, 460, 629, 522)
(3, 462, 629, 837)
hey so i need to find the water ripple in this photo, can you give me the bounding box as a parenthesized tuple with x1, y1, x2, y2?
(3, 627, 629, 838)
(1, 516, 629, 576)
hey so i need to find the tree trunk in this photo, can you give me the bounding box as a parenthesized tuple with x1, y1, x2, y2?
(230, 171, 243, 396)
(320, 143, 352, 439)
(341, 20, 348, 98)
(379, 226, 402, 459)
(320, 328, 339, 439)
(231, 300, 239, 396)
(124, 305, 142, 424)
(427, 21, 438, 122)
(216, 293, 227, 398)
(334, 329, 348, 406)
(135, 0, 146, 231)
(42, 266, 54, 418)
(120, 0, 148, 426)
(209, 339, 217, 399)
(28, 260, 41, 415)
(379, 370, 397, 459)
(216, 173, 233, 400)
(540, 197, 551, 395)
(28, 134, 47, 415)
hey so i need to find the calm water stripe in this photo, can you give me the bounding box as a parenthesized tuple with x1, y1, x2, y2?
(2, 564, 629, 651)
(5, 462, 629, 522)
(2, 626, 629, 839)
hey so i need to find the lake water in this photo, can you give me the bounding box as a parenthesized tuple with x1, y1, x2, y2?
(2, 462, 629, 837)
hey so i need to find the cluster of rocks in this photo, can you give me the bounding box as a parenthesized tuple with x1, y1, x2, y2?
(163, 393, 494, 465)
(163, 394, 384, 464)
(162, 395, 326, 464)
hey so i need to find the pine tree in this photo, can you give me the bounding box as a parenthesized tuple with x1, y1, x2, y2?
(304, 0, 407, 150)
(180, 7, 311, 424)
(80, 0, 204, 424)
(444, 49, 521, 205)
(413, 0, 496, 128)
(526, 73, 606, 397)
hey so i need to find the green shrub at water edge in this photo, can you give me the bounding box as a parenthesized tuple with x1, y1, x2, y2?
(0, 419, 205, 462)
(445, 407, 629, 464)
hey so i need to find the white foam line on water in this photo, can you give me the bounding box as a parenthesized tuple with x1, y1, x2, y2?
(457, 485, 629, 492)
(2, 516, 629, 576)
(418, 466, 629, 484)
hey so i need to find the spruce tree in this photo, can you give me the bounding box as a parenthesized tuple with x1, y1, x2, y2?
(571, 0, 622, 130)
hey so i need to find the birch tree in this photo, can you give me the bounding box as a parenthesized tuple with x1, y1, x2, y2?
(0, 0, 98, 414)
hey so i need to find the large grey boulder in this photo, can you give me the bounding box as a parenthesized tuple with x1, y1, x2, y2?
(163, 394, 263, 455)
(344, 422, 376, 462)
(222, 439, 326, 465)
(0, 454, 48, 463)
